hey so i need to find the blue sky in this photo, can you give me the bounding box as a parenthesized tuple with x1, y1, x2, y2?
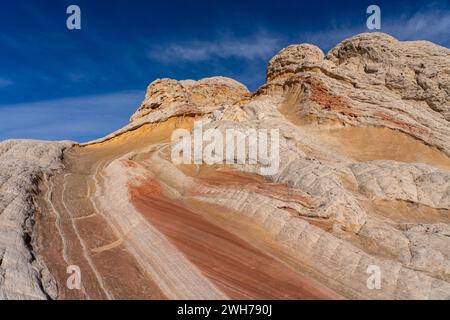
(0, 0, 449, 142)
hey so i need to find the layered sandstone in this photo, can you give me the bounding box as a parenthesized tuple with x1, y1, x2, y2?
(1, 32, 450, 300)
(0, 140, 72, 299)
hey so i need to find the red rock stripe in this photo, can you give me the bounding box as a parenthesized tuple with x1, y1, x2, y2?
(129, 178, 339, 300)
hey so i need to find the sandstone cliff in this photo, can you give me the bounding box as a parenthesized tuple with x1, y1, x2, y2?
(1, 32, 449, 299)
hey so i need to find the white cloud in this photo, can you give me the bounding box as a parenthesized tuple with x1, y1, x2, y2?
(148, 8, 450, 67)
(148, 32, 283, 63)
(0, 91, 143, 142)
(383, 9, 450, 45)
(298, 9, 450, 52)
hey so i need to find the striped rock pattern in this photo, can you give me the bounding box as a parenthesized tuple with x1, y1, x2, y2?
(1, 33, 449, 299)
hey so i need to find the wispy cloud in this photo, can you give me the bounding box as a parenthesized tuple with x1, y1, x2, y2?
(145, 8, 450, 92)
(0, 77, 13, 88)
(0, 91, 143, 142)
(298, 8, 450, 52)
(148, 32, 283, 63)
(384, 9, 450, 45)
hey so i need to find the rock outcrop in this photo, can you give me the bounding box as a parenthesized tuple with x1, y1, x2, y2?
(131, 77, 250, 123)
(0, 140, 72, 299)
(264, 33, 450, 156)
(1, 32, 450, 300)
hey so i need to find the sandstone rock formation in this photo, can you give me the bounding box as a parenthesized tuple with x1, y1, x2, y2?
(0, 140, 72, 299)
(1, 32, 450, 300)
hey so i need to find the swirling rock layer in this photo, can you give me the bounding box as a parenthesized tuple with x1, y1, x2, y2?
(1, 32, 450, 299)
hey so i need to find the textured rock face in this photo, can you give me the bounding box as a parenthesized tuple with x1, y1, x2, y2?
(1, 32, 450, 300)
(264, 33, 450, 156)
(0, 140, 72, 299)
(266, 44, 326, 82)
(130, 76, 250, 124)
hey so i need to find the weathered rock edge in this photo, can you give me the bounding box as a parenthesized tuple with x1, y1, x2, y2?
(0, 140, 73, 299)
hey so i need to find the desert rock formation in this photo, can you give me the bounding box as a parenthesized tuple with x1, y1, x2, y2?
(1, 32, 450, 299)
(0, 140, 72, 299)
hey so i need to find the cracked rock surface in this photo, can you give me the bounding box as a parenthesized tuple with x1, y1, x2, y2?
(0, 140, 72, 299)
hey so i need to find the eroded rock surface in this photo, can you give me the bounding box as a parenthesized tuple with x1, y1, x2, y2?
(0, 140, 72, 299)
(1, 32, 450, 300)
(131, 77, 250, 123)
